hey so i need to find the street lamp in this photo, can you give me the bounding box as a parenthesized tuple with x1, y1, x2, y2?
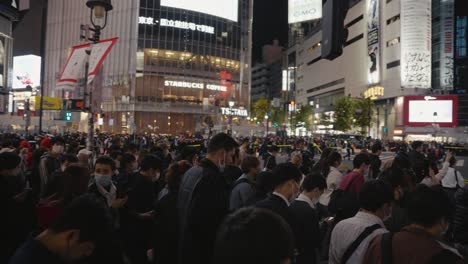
(84, 0, 113, 151)
(265, 115, 269, 136)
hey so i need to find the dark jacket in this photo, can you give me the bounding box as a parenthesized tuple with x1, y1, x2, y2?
(153, 191, 179, 264)
(177, 159, 230, 264)
(289, 200, 320, 264)
(256, 194, 294, 228)
(363, 226, 464, 264)
(8, 236, 63, 264)
(262, 153, 277, 171)
(454, 188, 468, 245)
(368, 153, 381, 179)
(408, 150, 426, 183)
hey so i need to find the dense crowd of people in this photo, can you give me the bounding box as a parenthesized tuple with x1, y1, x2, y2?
(0, 132, 467, 264)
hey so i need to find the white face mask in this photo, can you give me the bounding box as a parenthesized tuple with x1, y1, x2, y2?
(52, 145, 64, 154)
(95, 174, 112, 187)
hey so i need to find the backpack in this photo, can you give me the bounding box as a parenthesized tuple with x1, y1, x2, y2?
(328, 175, 360, 221)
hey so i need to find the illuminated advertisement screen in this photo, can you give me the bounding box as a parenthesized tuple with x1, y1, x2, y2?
(288, 0, 322, 24)
(404, 96, 458, 127)
(13, 55, 41, 89)
(161, 0, 238, 22)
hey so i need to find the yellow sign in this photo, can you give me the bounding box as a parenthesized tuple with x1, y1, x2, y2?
(363, 86, 384, 100)
(34, 96, 62, 110)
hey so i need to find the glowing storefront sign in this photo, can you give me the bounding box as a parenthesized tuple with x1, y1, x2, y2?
(139, 17, 215, 34)
(363, 86, 384, 100)
(160, 0, 238, 22)
(164, 80, 227, 92)
(288, 0, 322, 24)
(221, 107, 248, 117)
(367, 0, 380, 85)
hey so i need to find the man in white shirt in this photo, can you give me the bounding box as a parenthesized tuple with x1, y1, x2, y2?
(329, 180, 393, 264)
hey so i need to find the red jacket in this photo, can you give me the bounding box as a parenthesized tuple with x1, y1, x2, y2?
(339, 171, 365, 195)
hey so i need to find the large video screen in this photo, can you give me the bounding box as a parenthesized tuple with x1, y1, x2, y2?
(408, 100, 453, 123)
(161, 0, 238, 22)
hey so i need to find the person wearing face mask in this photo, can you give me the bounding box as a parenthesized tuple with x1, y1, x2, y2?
(115, 153, 138, 189)
(363, 185, 463, 264)
(229, 155, 261, 211)
(329, 180, 393, 264)
(9, 194, 114, 264)
(290, 172, 327, 264)
(177, 133, 238, 264)
(122, 154, 161, 264)
(39, 137, 66, 199)
(256, 162, 303, 229)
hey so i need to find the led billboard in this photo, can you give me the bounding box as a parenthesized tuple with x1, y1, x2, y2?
(161, 0, 238, 22)
(404, 96, 458, 127)
(288, 0, 322, 24)
(13, 55, 41, 89)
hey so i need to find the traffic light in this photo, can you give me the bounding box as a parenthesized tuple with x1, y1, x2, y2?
(321, 0, 349, 60)
(64, 112, 72, 122)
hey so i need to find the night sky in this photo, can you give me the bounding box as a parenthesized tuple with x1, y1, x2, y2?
(252, 0, 289, 63)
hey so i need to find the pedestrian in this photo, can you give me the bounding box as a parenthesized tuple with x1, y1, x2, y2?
(255, 162, 302, 228)
(441, 154, 465, 202)
(9, 194, 113, 264)
(229, 155, 261, 211)
(39, 137, 66, 198)
(319, 151, 343, 207)
(329, 180, 393, 264)
(408, 141, 426, 183)
(213, 207, 295, 264)
(368, 143, 382, 179)
(363, 185, 463, 264)
(262, 145, 279, 172)
(177, 133, 238, 264)
(290, 172, 327, 264)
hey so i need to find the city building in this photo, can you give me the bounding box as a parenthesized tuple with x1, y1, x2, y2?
(44, 0, 253, 135)
(0, 0, 29, 115)
(251, 40, 283, 102)
(290, 0, 466, 142)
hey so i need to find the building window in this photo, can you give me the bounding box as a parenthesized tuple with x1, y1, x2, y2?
(386, 37, 400, 47)
(387, 14, 400, 25)
(386, 0, 393, 3)
(386, 60, 400, 69)
(456, 16, 467, 58)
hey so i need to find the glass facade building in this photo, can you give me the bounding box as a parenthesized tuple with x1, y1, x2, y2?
(99, 0, 253, 135)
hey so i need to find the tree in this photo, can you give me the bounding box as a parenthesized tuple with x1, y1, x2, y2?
(333, 96, 354, 132)
(251, 98, 270, 121)
(270, 108, 286, 128)
(353, 98, 374, 135)
(293, 105, 313, 129)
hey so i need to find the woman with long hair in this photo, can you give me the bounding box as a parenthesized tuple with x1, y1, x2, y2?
(319, 151, 343, 207)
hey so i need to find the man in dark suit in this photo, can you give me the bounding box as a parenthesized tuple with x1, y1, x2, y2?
(290, 172, 327, 264)
(262, 145, 279, 172)
(256, 162, 302, 228)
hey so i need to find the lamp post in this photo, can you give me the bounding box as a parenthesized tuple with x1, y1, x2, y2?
(84, 0, 113, 151)
(228, 100, 235, 135)
(265, 114, 269, 136)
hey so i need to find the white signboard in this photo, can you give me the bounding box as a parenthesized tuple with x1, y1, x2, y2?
(367, 0, 380, 84)
(221, 107, 248, 117)
(440, 0, 454, 89)
(288, 0, 322, 24)
(409, 100, 453, 123)
(161, 0, 238, 22)
(13, 55, 41, 89)
(401, 0, 432, 89)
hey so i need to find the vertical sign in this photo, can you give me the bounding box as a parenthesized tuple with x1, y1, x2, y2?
(440, 0, 454, 90)
(401, 0, 432, 89)
(367, 0, 380, 85)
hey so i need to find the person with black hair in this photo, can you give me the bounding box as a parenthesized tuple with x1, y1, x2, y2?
(39, 137, 66, 198)
(9, 194, 114, 264)
(441, 154, 465, 199)
(338, 153, 370, 196)
(88, 156, 127, 210)
(363, 185, 463, 264)
(115, 153, 138, 189)
(223, 147, 243, 185)
(213, 207, 295, 264)
(262, 145, 279, 172)
(408, 141, 426, 183)
(329, 180, 393, 264)
(319, 152, 343, 207)
(255, 171, 275, 201)
(177, 133, 238, 264)
(152, 161, 192, 264)
(368, 143, 383, 179)
(123, 154, 162, 264)
(256, 162, 302, 228)
(290, 172, 327, 264)
(230, 155, 261, 211)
